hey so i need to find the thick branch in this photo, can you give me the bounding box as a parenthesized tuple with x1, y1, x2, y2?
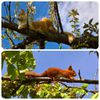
(2, 21, 98, 49)
(2, 77, 98, 84)
(2, 21, 71, 44)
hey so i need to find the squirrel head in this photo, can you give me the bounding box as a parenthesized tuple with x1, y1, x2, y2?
(66, 66, 77, 76)
(19, 9, 25, 15)
(17, 9, 27, 21)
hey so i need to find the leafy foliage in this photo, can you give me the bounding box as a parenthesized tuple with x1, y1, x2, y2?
(2, 51, 36, 80)
(83, 18, 99, 36)
(2, 80, 98, 99)
(69, 9, 80, 37)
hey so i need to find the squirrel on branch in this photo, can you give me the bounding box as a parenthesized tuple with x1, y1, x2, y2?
(25, 66, 77, 80)
(17, 9, 75, 44)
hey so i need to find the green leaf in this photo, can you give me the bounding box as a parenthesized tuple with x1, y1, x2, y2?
(83, 24, 89, 28)
(7, 63, 17, 80)
(1, 34, 7, 39)
(3, 51, 19, 59)
(89, 18, 93, 25)
(18, 51, 36, 70)
(94, 22, 99, 26)
(72, 9, 79, 16)
(91, 93, 99, 99)
(21, 86, 28, 98)
(59, 43, 62, 49)
(81, 83, 89, 89)
(61, 93, 69, 98)
(69, 20, 74, 23)
(71, 25, 76, 28)
(2, 52, 6, 69)
(74, 17, 79, 22)
(16, 85, 25, 95)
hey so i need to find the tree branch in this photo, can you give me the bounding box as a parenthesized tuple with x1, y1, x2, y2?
(54, 2, 64, 33)
(60, 82, 98, 94)
(2, 77, 98, 84)
(2, 21, 98, 49)
(2, 21, 72, 45)
(5, 30, 15, 46)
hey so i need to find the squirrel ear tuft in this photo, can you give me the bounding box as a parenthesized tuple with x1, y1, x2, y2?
(20, 9, 25, 14)
(68, 66, 73, 70)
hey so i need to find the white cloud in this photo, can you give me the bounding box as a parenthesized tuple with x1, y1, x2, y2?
(58, 2, 98, 32)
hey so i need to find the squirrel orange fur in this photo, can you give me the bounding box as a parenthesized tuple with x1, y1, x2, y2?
(17, 9, 75, 44)
(25, 71, 41, 77)
(24, 66, 76, 79)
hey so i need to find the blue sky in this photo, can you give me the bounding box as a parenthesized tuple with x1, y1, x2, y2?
(2, 1, 98, 49)
(2, 51, 98, 98)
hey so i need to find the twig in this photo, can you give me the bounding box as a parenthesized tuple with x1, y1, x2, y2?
(78, 70, 82, 80)
(80, 93, 86, 98)
(8, 2, 11, 22)
(4, 2, 8, 16)
(2, 16, 9, 22)
(60, 82, 98, 95)
(26, 7, 29, 34)
(12, 37, 32, 49)
(93, 68, 98, 90)
(59, 82, 68, 87)
(5, 30, 15, 46)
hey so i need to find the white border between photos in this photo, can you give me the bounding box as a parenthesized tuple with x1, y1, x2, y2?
(0, 0, 100, 100)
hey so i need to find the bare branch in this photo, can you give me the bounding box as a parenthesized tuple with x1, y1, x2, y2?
(5, 30, 15, 46)
(78, 70, 82, 80)
(8, 2, 11, 22)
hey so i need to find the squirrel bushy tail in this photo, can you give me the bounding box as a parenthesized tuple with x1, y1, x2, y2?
(25, 71, 41, 77)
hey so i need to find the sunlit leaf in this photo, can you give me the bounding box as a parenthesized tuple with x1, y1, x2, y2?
(16, 85, 25, 95)
(91, 93, 99, 99)
(7, 62, 17, 80)
(81, 83, 89, 89)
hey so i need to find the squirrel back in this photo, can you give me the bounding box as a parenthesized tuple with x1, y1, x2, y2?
(41, 66, 76, 79)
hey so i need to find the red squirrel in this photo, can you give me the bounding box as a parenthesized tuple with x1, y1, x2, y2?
(25, 66, 76, 80)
